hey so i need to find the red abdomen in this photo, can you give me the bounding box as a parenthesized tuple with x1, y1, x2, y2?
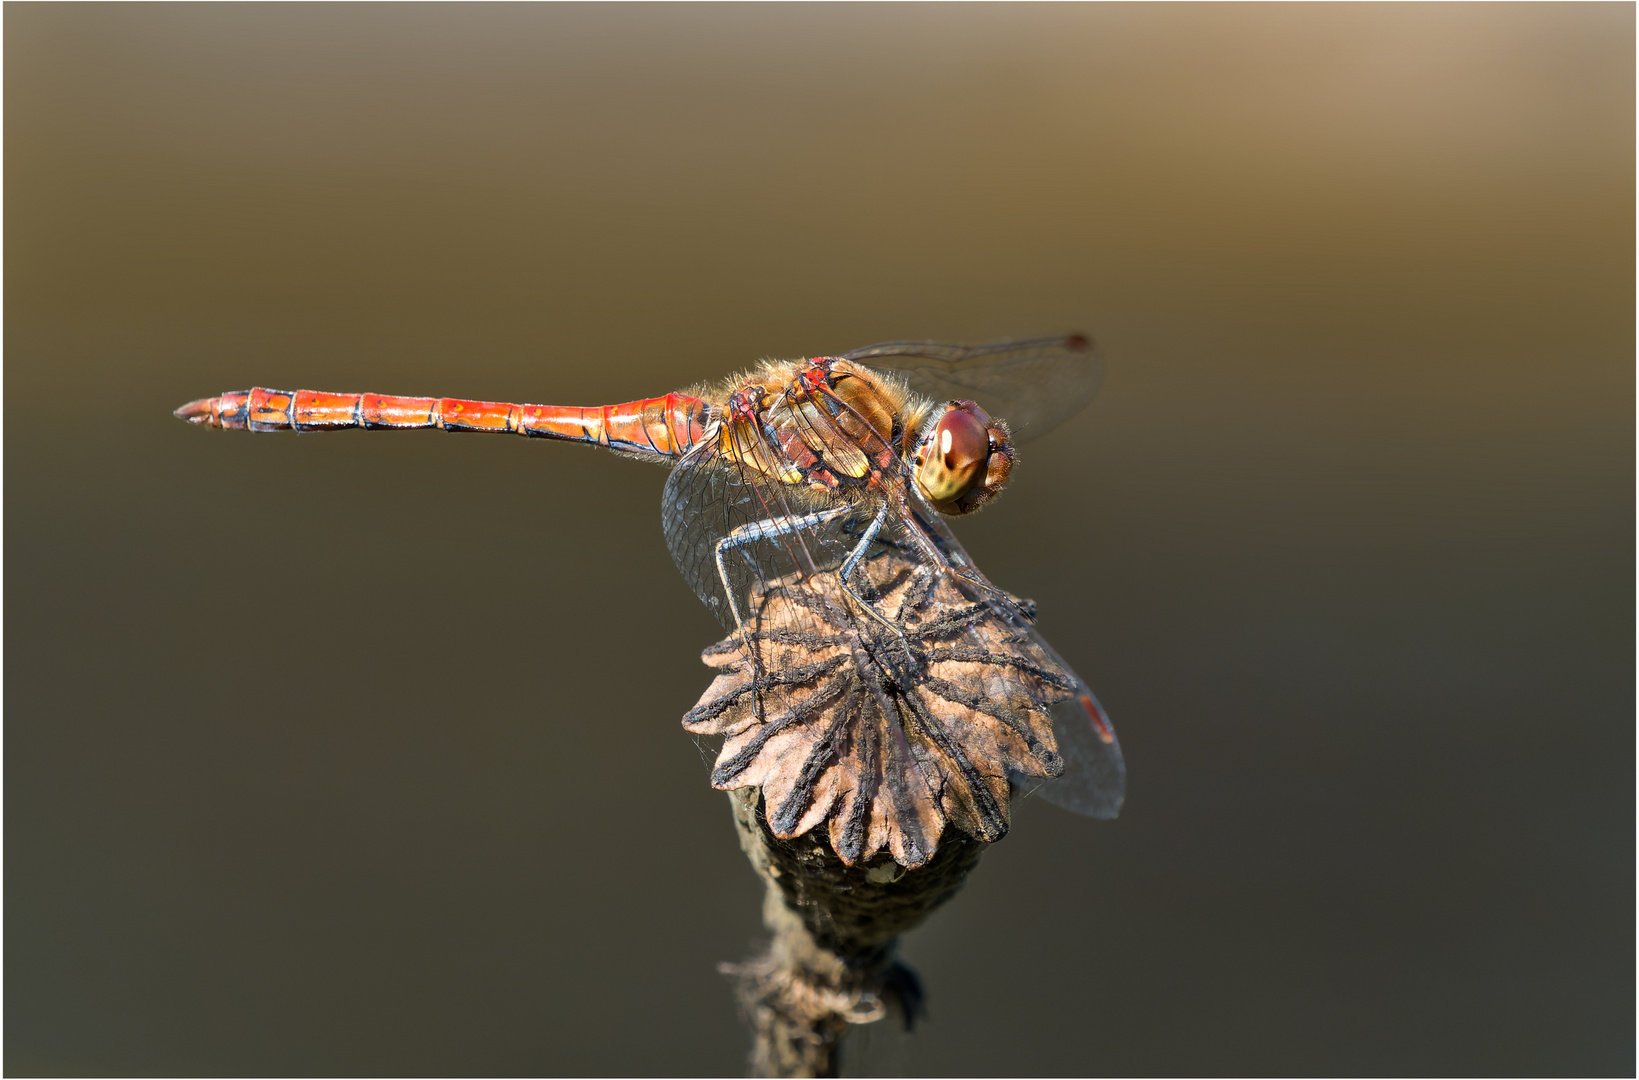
(176, 388, 710, 460)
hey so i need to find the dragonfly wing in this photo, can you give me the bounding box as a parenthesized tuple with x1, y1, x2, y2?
(662, 432, 769, 627)
(661, 423, 876, 632)
(842, 334, 1105, 443)
(906, 506, 1126, 818)
(1016, 630, 1126, 817)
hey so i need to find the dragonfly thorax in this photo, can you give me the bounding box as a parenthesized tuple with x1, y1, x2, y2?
(712, 359, 907, 499)
(912, 400, 1015, 515)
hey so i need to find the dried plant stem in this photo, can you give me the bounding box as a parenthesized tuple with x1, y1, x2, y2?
(723, 787, 987, 1078)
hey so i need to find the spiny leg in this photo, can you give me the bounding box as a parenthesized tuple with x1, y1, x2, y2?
(714, 506, 853, 717)
(713, 506, 855, 634)
(834, 502, 915, 665)
(894, 488, 1032, 623)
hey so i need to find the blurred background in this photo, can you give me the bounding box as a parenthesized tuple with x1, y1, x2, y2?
(6, 4, 1631, 1075)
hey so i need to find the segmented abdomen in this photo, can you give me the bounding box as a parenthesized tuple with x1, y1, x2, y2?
(176, 388, 710, 460)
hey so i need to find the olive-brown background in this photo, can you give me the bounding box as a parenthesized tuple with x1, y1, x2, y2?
(7, 4, 1632, 1075)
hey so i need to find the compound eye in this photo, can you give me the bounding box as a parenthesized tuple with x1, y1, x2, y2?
(917, 403, 992, 506)
(939, 408, 989, 472)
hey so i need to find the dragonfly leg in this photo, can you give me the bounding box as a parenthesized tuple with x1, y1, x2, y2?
(713, 502, 912, 673)
(835, 503, 916, 665)
(835, 502, 888, 587)
(892, 487, 1032, 622)
(714, 506, 854, 721)
(713, 506, 854, 635)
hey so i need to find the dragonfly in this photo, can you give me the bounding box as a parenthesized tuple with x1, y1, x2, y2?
(176, 334, 1125, 868)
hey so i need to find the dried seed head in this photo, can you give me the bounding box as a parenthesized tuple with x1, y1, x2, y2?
(683, 552, 1072, 868)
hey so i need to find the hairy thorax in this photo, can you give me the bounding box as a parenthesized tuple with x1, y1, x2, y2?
(709, 359, 932, 508)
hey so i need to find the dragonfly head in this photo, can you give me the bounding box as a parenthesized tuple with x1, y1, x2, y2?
(913, 400, 1015, 515)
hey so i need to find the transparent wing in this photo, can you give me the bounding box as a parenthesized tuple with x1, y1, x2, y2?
(1015, 630, 1125, 817)
(908, 506, 1126, 818)
(842, 334, 1105, 442)
(661, 420, 907, 634)
(663, 428, 799, 628)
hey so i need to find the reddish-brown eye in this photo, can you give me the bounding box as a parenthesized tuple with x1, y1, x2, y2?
(916, 401, 995, 509)
(937, 409, 989, 473)
(979, 429, 1014, 496)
